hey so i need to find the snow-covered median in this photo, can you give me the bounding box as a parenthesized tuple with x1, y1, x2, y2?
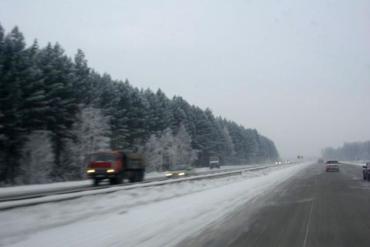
(0, 162, 311, 247)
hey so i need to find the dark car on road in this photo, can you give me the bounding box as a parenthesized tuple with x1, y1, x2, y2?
(362, 163, 370, 181)
(326, 164, 339, 172)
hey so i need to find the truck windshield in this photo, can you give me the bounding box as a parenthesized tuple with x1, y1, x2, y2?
(88, 153, 117, 162)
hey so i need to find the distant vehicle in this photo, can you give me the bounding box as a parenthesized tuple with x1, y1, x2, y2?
(209, 156, 220, 169)
(325, 160, 339, 164)
(165, 164, 194, 178)
(326, 164, 339, 172)
(275, 161, 282, 165)
(85, 151, 145, 186)
(362, 163, 370, 181)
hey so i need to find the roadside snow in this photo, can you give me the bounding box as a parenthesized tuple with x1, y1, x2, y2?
(0, 162, 311, 247)
(341, 161, 366, 167)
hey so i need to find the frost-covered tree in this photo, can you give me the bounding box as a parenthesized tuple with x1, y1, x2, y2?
(65, 105, 112, 178)
(143, 134, 164, 171)
(77, 106, 111, 153)
(222, 125, 236, 160)
(172, 124, 197, 165)
(19, 131, 54, 184)
(144, 126, 197, 171)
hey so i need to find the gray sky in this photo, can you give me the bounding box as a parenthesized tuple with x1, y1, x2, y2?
(1, 0, 370, 158)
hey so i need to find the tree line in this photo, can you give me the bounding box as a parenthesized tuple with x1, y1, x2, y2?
(0, 25, 279, 185)
(322, 141, 370, 161)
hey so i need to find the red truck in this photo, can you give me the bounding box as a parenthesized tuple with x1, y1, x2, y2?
(85, 151, 145, 186)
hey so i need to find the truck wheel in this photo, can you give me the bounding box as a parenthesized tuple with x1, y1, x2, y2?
(93, 179, 100, 186)
(109, 178, 116, 185)
(115, 174, 123, 184)
(137, 170, 144, 182)
(129, 174, 136, 183)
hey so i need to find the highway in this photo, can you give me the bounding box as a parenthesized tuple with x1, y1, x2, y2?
(178, 163, 370, 247)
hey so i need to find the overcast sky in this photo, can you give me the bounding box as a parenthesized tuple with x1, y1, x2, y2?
(1, 0, 369, 158)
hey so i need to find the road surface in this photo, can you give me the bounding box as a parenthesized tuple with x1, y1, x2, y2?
(179, 163, 370, 247)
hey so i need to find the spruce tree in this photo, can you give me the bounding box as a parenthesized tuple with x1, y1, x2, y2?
(0, 27, 27, 183)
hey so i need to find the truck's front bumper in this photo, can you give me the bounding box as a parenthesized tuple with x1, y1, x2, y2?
(87, 169, 118, 179)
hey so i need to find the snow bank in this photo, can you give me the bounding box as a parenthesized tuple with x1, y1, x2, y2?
(340, 161, 367, 167)
(0, 162, 311, 247)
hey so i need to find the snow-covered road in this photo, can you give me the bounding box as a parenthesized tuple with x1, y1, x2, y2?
(0, 162, 312, 247)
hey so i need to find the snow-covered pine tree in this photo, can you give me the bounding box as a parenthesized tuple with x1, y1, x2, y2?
(73, 49, 92, 105)
(20, 40, 48, 131)
(0, 27, 28, 183)
(124, 84, 149, 147)
(144, 89, 173, 135)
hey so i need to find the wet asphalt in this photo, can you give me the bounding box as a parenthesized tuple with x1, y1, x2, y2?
(178, 163, 370, 247)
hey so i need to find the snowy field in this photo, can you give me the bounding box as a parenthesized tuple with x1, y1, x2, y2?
(0, 162, 311, 247)
(0, 163, 270, 198)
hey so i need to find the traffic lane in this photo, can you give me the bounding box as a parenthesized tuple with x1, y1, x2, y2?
(308, 164, 370, 247)
(178, 163, 370, 247)
(177, 163, 318, 247)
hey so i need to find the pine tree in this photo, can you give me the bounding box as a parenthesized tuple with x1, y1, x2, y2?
(0, 23, 5, 74)
(73, 49, 91, 105)
(0, 27, 28, 183)
(37, 43, 78, 180)
(124, 84, 149, 147)
(20, 40, 48, 131)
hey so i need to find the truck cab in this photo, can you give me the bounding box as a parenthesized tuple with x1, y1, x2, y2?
(85, 151, 145, 186)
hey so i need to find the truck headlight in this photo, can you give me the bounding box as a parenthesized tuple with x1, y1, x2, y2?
(107, 169, 115, 173)
(165, 173, 173, 176)
(87, 169, 95, 174)
(178, 172, 185, 176)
